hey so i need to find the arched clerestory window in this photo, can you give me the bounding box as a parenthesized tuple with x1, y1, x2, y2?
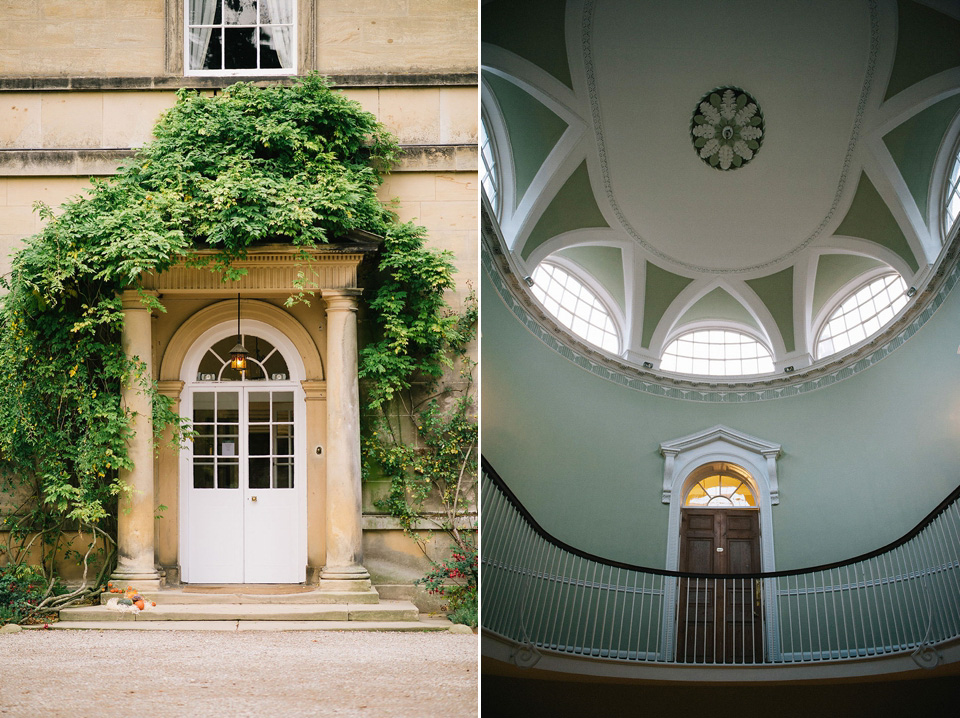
(815, 273, 908, 360)
(531, 261, 621, 354)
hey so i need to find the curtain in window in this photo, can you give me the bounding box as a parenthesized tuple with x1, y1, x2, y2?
(188, 0, 219, 70)
(263, 0, 294, 69)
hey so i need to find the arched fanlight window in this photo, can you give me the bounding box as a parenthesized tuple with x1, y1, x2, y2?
(480, 115, 500, 214)
(661, 328, 775, 377)
(945, 141, 960, 237)
(195, 333, 290, 381)
(531, 262, 620, 354)
(815, 273, 908, 360)
(684, 464, 757, 508)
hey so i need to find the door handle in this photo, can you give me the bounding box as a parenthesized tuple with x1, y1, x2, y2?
(251, 496, 257, 502)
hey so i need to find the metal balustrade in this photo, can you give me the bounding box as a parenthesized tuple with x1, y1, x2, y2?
(481, 458, 960, 666)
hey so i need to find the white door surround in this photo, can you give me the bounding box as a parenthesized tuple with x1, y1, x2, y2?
(178, 319, 308, 584)
(657, 425, 782, 659)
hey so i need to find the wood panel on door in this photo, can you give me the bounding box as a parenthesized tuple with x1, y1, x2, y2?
(678, 508, 762, 663)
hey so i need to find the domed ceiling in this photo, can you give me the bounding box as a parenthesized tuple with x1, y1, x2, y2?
(481, 0, 960, 377)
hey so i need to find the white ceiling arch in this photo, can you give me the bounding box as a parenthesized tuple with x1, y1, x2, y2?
(483, 0, 960, 378)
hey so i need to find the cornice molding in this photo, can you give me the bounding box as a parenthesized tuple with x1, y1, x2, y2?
(483, 202, 960, 403)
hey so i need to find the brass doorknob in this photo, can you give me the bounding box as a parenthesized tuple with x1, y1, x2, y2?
(251, 496, 258, 502)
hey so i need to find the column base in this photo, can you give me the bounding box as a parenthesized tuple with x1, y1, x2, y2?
(318, 578, 374, 592)
(319, 564, 371, 592)
(110, 567, 163, 591)
(108, 577, 162, 591)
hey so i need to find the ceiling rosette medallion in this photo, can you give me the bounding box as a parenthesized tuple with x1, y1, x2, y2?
(691, 87, 764, 170)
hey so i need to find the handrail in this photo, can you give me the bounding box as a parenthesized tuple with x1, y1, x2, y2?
(481, 456, 960, 666)
(481, 455, 960, 580)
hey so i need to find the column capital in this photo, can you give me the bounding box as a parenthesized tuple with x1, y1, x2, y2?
(156, 380, 184, 399)
(322, 288, 363, 312)
(301, 379, 327, 401)
(120, 289, 159, 311)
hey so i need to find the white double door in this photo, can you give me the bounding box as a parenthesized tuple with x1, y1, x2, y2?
(182, 385, 305, 583)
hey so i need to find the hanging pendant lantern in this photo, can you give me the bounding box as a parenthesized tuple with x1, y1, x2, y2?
(230, 293, 248, 373)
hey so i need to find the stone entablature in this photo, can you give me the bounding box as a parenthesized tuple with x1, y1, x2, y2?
(142, 242, 377, 296)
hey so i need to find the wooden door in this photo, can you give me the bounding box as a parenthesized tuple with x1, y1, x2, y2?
(678, 508, 762, 663)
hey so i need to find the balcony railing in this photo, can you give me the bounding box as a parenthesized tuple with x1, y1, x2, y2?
(481, 458, 960, 666)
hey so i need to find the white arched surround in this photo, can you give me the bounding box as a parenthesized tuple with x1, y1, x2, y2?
(658, 425, 782, 660)
(535, 254, 627, 354)
(178, 319, 308, 583)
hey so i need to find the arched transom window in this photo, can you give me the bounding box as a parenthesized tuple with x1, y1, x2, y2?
(661, 328, 775, 376)
(195, 333, 290, 381)
(531, 262, 620, 354)
(684, 463, 757, 508)
(816, 273, 908, 359)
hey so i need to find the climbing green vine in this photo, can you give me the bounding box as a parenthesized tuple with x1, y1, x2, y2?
(0, 75, 475, 622)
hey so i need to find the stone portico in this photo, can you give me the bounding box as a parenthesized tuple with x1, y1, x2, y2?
(110, 240, 377, 593)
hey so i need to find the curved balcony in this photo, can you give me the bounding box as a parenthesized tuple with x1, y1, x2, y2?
(481, 458, 960, 681)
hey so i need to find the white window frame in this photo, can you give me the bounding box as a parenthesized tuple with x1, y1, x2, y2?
(480, 75, 517, 223)
(183, 0, 298, 77)
(812, 269, 908, 361)
(531, 258, 624, 355)
(658, 425, 781, 661)
(659, 321, 776, 378)
(929, 115, 960, 244)
(480, 110, 502, 217)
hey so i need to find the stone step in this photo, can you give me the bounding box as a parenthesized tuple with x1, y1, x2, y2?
(99, 587, 380, 605)
(61, 600, 420, 623)
(42, 618, 455, 633)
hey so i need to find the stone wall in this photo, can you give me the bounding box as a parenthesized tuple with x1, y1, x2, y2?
(0, 1, 477, 78)
(0, 0, 477, 586)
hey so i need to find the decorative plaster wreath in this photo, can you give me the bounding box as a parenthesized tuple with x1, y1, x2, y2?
(691, 87, 764, 170)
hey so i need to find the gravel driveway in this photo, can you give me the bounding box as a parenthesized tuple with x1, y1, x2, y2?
(0, 629, 477, 717)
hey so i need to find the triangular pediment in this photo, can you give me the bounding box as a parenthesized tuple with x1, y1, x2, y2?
(660, 425, 781, 458)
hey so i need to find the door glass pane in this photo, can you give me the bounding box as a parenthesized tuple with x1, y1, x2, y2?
(249, 392, 270, 422)
(248, 424, 269, 455)
(217, 434, 238, 457)
(194, 392, 215, 423)
(194, 435, 214, 457)
(194, 462, 215, 489)
(273, 392, 293, 422)
(273, 424, 291, 456)
(218, 392, 239, 422)
(218, 461, 239, 489)
(274, 458, 293, 488)
(249, 457, 270, 489)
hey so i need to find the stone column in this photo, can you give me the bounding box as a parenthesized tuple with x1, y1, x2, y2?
(111, 290, 161, 589)
(155, 379, 184, 584)
(320, 289, 370, 588)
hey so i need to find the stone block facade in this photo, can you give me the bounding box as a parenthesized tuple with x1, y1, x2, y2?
(0, 0, 477, 588)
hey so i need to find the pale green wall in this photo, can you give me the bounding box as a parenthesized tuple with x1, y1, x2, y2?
(555, 246, 625, 311)
(812, 254, 884, 318)
(484, 73, 568, 207)
(677, 287, 760, 331)
(481, 266, 960, 570)
(883, 93, 960, 215)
